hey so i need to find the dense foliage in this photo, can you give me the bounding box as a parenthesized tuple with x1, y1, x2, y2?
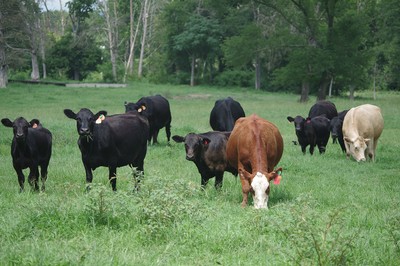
(1, 0, 400, 96)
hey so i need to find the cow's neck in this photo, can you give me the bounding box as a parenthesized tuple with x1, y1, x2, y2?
(14, 140, 30, 157)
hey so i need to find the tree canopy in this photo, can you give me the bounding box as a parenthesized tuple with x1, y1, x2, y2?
(1, 0, 400, 99)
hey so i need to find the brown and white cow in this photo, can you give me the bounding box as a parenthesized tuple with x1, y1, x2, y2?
(342, 104, 384, 162)
(226, 114, 283, 209)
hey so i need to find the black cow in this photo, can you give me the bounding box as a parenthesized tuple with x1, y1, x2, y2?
(209, 97, 245, 131)
(172, 131, 237, 189)
(308, 100, 338, 119)
(64, 108, 149, 191)
(330, 110, 348, 152)
(125, 94, 171, 144)
(1, 117, 52, 192)
(287, 115, 330, 155)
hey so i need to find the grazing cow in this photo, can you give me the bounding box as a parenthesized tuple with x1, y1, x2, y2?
(209, 97, 245, 131)
(172, 131, 237, 189)
(329, 110, 348, 152)
(1, 117, 52, 192)
(64, 108, 149, 191)
(308, 100, 338, 119)
(342, 104, 384, 162)
(125, 94, 171, 144)
(287, 115, 330, 154)
(226, 114, 283, 209)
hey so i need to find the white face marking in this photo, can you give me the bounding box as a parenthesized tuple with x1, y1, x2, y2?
(251, 172, 269, 209)
(349, 138, 367, 162)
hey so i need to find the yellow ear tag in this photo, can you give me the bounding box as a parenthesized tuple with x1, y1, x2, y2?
(142, 105, 146, 111)
(32, 123, 38, 128)
(138, 108, 142, 113)
(96, 114, 105, 124)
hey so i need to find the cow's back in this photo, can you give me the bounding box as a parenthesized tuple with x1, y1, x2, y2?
(227, 115, 283, 172)
(343, 104, 383, 140)
(26, 127, 52, 162)
(210, 97, 245, 131)
(91, 113, 149, 167)
(309, 101, 338, 119)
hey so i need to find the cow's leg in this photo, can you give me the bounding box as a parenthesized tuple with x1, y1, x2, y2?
(309, 145, 315, 155)
(215, 172, 223, 190)
(40, 163, 49, 192)
(152, 129, 160, 144)
(132, 160, 144, 192)
(84, 164, 93, 191)
(109, 166, 117, 191)
(28, 166, 39, 191)
(200, 174, 211, 189)
(301, 145, 306, 154)
(165, 123, 171, 142)
(14, 166, 25, 192)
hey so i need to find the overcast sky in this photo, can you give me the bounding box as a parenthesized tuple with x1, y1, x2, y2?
(42, 0, 68, 11)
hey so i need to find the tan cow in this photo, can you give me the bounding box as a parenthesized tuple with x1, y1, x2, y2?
(342, 104, 384, 162)
(226, 114, 283, 209)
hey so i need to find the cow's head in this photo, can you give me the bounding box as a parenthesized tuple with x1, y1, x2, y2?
(1, 117, 33, 143)
(344, 136, 369, 162)
(64, 108, 107, 137)
(172, 133, 211, 161)
(330, 117, 342, 143)
(124, 100, 149, 116)
(239, 168, 282, 209)
(287, 116, 306, 133)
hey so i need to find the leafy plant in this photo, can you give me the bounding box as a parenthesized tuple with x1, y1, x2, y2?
(268, 195, 359, 265)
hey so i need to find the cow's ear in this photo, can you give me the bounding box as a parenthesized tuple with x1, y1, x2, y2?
(124, 101, 128, 106)
(172, 135, 185, 143)
(269, 168, 282, 184)
(94, 111, 107, 120)
(1, 118, 13, 127)
(64, 109, 77, 120)
(29, 119, 40, 128)
(287, 116, 294, 123)
(202, 137, 211, 146)
(344, 137, 353, 144)
(239, 169, 251, 182)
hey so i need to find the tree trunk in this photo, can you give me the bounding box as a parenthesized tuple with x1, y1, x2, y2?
(138, 0, 149, 78)
(124, 0, 143, 82)
(128, 0, 134, 75)
(103, 0, 118, 81)
(31, 50, 40, 81)
(0, 65, 7, 88)
(0, 32, 7, 88)
(190, 56, 195, 86)
(74, 70, 80, 81)
(317, 72, 331, 100)
(300, 80, 310, 102)
(59, 0, 65, 35)
(255, 56, 261, 90)
(349, 85, 355, 100)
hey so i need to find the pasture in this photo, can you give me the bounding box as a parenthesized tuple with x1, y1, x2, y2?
(0, 82, 399, 265)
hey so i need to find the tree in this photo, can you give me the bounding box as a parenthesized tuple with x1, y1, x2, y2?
(47, 33, 102, 80)
(173, 14, 222, 86)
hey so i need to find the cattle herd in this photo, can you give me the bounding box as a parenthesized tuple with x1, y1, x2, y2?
(1, 95, 384, 209)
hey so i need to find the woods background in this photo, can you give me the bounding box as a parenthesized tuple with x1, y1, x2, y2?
(1, 0, 399, 101)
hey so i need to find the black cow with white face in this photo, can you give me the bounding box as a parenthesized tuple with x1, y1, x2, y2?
(64, 108, 149, 191)
(209, 97, 245, 131)
(172, 131, 237, 189)
(287, 115, 330, 155)
(330, 110, 348, 152)
(125, 94, 171, 145)
(1, 117, 52, 192)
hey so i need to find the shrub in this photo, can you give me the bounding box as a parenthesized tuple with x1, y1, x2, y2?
(214, 70, 253, 87)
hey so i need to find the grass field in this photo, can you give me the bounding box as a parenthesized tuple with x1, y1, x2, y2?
(1, 82, 399, 265)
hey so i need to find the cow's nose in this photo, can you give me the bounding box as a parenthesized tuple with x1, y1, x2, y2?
(79, 128, 90, 135)
(186, 154, 195, 161)
(16, 133, 24, 138)
(357, 157, 366, 162)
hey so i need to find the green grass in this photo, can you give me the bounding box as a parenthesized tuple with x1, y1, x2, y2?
(1, 82, 400, 265)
